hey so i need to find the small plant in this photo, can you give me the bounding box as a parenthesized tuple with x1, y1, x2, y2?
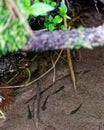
(0, 0, 54, 55)
(20, 0, 54, 17)
(43, 0, 56, 7)
(44, 2, 71, 31)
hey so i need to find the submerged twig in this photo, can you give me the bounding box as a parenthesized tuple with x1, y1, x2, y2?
(70, 103, 82, 114)
(41, 86, 64, 111)
(52, 86, 64, 95)
(41, 94, 50, 111)
(27, 105, 32, 119)
(25, 74, 69, 104)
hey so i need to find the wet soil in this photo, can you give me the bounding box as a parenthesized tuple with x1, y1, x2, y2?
(0, 47, 104, 130)
(1, 0, 104, 129)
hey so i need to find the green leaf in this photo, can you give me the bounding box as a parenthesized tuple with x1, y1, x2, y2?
(28, 3, 54, 16)
(44, 21, 49, 28)
(60, 25, 67, 30)
(43, 0, 52, 4)
(0, 18, 28, 55)
(49, 24, 55, 31)
(49, 15, 54, 22)
(66, 15, 71, 20)
(22, 0, 30, 8)
(35, 0, 40, 3)
(59, 2, 67, 15)
(20, 0, 30, 11)
(51, 2, 56, 6)
(53, 15, 63, 24)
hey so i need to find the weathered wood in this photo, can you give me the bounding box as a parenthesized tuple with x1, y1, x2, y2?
(22, 24, 104, 52)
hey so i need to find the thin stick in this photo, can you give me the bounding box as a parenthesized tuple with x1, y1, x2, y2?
(67, 49, 76, 90)
(51, 52, 56, 83)
(62, 0, 76, 90)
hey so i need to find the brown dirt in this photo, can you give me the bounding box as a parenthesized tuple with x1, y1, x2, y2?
(1, 1, 104, 129)
(0, 47, 104, 130)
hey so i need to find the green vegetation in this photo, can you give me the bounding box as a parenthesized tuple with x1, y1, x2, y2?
(44, 2, 71, 31)
(0, 0, 91, 56)
(0, 0, 54, 55)
(0, 0, 72, 55)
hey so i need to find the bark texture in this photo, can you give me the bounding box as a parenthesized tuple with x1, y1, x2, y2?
(22, 24, 104, 52)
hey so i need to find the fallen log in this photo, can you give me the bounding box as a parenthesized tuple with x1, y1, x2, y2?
(22, 24, 104, 52)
